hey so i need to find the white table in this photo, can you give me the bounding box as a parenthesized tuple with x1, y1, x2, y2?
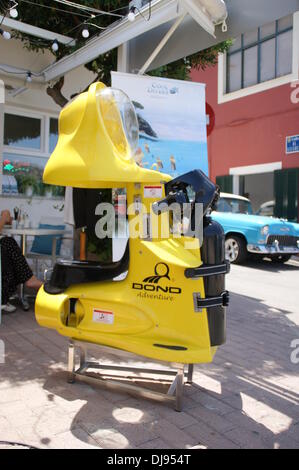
(2, 227, 69, 311)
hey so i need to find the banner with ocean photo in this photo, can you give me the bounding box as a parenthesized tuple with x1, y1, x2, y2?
(111, 72, 209, 177)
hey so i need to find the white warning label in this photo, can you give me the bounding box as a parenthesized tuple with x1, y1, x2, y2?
(144, 185, 163, 199)
(93, 309, 114, 325)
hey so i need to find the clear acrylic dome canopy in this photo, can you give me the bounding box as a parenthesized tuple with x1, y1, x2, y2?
(96, 87, 139, 160)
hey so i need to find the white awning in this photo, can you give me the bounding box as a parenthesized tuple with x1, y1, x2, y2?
(42, 0, 228, 82)
(1, 0, 298, 83)
(130, 0, 299, 72)
(0, 15, 75, 46)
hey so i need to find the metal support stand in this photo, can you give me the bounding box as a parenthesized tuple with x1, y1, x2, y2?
(67, 340, 194, 412)
(187, 363, 194, 384)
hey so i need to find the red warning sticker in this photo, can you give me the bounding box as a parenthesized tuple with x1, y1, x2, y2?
(93, 309, 114, 325)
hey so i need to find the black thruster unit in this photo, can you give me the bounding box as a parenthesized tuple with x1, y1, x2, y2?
(162, 170, 230, 348)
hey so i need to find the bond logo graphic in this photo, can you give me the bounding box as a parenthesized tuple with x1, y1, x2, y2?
(132, 263, 182, 296)
(143, 263, 170, 284)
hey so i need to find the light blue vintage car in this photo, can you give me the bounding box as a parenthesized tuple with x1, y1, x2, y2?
(212, 193, 299, 264)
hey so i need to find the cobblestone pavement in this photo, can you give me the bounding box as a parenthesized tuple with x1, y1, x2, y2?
(0, 259, 298, 449)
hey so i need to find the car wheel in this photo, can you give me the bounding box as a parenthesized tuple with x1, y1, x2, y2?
(270, 255, 292, 264)
(225, 236, 247, 264)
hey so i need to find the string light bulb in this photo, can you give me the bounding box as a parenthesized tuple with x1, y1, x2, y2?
(128, 7, 136, 22)
(9, 8, 18, 18)
(0, 29, 11, 40)
(26, 72, 32, 83)
(82, 27, 90, 38)
(51, 40, 59, 52)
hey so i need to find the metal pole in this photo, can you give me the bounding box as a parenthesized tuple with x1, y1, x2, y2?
(117, 42, 130, 73)
(138, 13, 187, 75)
(51, 237, 57, 266)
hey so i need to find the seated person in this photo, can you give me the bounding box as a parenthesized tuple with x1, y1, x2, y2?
(0, 210, 42, 313)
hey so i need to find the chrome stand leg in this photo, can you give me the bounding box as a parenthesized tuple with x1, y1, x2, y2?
(187, 364, 194, 384)
(68, 341, 76, 384)
(79, 345, 87, 372)
(175, 366, 185, 412)
(20, 284, 30, 311)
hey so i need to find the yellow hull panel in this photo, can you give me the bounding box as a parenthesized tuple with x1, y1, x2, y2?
(35, 238, 216, 364)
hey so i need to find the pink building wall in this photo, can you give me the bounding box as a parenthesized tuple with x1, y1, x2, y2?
(191, 65, 299, 182)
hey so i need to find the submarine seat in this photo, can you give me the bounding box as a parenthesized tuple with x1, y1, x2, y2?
(44, 242, 129, 295)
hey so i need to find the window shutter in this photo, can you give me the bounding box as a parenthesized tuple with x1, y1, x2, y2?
(216, 175, 233, 194)
(274, 169, 299, 222)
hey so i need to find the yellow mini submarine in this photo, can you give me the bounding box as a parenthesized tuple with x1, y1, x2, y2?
(35, 82, 230, 365)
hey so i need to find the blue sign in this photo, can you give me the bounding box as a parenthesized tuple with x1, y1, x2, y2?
(286, 135, 299, 154)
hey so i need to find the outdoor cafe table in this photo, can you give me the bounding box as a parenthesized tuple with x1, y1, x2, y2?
(1, 227, 69, 311)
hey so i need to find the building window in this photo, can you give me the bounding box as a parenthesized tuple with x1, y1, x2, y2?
(3, 153, 48, 196)
(2, 110, 62, 197)
(4, 113, 41, 150)
(49, 118, 58, 153)
(227, 15, 293, 93)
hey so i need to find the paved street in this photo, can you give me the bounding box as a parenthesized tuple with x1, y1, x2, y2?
(0, 258, 299, 449)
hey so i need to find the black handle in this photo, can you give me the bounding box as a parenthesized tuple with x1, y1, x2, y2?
(193, 291, 230, 311)
(185, 261, 230, 279)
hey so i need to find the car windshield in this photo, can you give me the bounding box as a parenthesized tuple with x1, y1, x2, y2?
(216, 197, 253, 215)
